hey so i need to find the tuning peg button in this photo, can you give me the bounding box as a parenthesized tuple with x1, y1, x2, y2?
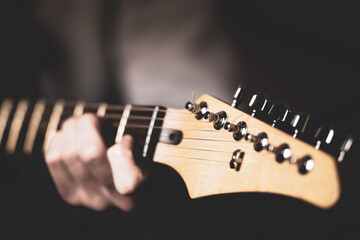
(231, 85, 245, 109)
(314, 122, 335, 149)
(298, 155, 314, 174)
(338, 135, 354, 162)
(290, 113, 312, 138)
(247, 132, 268, 152)
(248, 93, 269, 117)
(268, 102, 290, 127)
(274, 143, 292, 163)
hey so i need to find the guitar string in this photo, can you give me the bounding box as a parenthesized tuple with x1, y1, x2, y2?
(3, 100, 256, 160)
(153, 154, 226, 163)
(102, 114, 210, 124)
(161, 145, 235, 154)
(42, 101, 193, 114)
(153, 153, 259, 164)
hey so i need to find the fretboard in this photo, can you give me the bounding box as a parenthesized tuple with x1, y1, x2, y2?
(0, 98, 170, 161)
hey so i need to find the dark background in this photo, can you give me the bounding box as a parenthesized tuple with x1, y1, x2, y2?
(1, 1, 360, 239)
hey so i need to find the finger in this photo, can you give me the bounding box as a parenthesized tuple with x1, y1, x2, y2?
(100, 186, 138, 212)
(61, 119, 110, 211)
(107, 135, 148, 195)
(77, 114, 113, 186)
(45, 132, 81, 206)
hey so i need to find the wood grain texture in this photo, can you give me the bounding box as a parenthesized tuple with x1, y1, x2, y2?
(153, 94, 340, 209)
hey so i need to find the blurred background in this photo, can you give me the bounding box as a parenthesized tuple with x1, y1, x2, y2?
(0, 0, 360, 239)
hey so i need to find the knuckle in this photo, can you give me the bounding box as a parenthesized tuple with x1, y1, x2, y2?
(86, 196, 109, 212)
(107, 144, 132, 160)
(45, 151, 61, 164)
(61, 117, 77, 130)
(79, 113, 99, 125)
(61, 190, 81, 206)
(62, 148, 79, 164)
(77, 168, 94, 183)
(80, 144, 104, 165)
(115, 173, 142, 195)
(91, 201, 109, 212)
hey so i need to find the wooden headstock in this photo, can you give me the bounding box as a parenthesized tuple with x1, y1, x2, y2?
(153, 94, 340, 209)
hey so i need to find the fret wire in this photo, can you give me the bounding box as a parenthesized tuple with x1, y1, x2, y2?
(6, 99, 30, 155)
(23, 99, 46, 155)
(115, 104, 132, 143)
(97, 102, 107, 117)
(43, 100, 65, 153)
(143, 106, 159, 157)
(73, 101, 86, 117)
(0, 99, 14, 145)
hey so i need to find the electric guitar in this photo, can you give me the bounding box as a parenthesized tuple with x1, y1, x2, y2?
(0, 87, 354, 209)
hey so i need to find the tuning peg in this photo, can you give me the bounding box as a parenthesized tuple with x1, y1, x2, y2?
(338, 135, 354, 163)
(231, 85, 245, 109)
(224, 121, 247, 140)
(268, 102, 290, 127)
(185, 101, 208, 119)
(274, 143, 292, 163)
(247, 132, 268, 152)
(248, 93, 269, 117)
(314, 122, 335, 150)
(204, 111, 227, 130)
(290, 113, 312, 138)
(298, 155, 314, 174)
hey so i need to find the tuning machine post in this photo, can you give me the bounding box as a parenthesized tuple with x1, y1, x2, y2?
(230, 149, 245, 171)
(246, 132, 269, 152)
(204, 111, 227, 130)
(185, 101, 208, 119)
(224, 121, 247, 141)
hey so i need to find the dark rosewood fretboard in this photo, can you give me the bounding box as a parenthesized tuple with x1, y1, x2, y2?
(0, 98, 178, 161)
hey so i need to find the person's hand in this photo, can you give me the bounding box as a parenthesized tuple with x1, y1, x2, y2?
(44, 113, 148, 212)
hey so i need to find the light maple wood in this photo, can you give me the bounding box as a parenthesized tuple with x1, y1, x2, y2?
(153, 94, 340, 209)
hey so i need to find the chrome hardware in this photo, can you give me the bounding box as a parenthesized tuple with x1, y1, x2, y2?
(230, 149, 244, 171)
(338, 135, 354, 163)
(231, 85, 244, 109)
(268, 102, 290, 127)
(290, 113, 312, 138)
(185, 101, 199, 113)
(247, 132, 268, 152)
(204, 111, 227, 130)
(248, 93, 268, 117)
(225, 121, 247, 141)
(185, 101, 208, 119)
(298, 155, 314, 174)
(314, 122, 335, 149)
(274, 143, 292, 163)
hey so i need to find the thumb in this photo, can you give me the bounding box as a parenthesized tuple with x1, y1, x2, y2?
(107, 135, 147, 195)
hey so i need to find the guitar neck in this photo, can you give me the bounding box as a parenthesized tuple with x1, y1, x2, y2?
(0, 98, 173, 160)
(0, 94, 351, 209)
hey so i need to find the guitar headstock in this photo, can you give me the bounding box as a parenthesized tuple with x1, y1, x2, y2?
(154, 91, 353, 209)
